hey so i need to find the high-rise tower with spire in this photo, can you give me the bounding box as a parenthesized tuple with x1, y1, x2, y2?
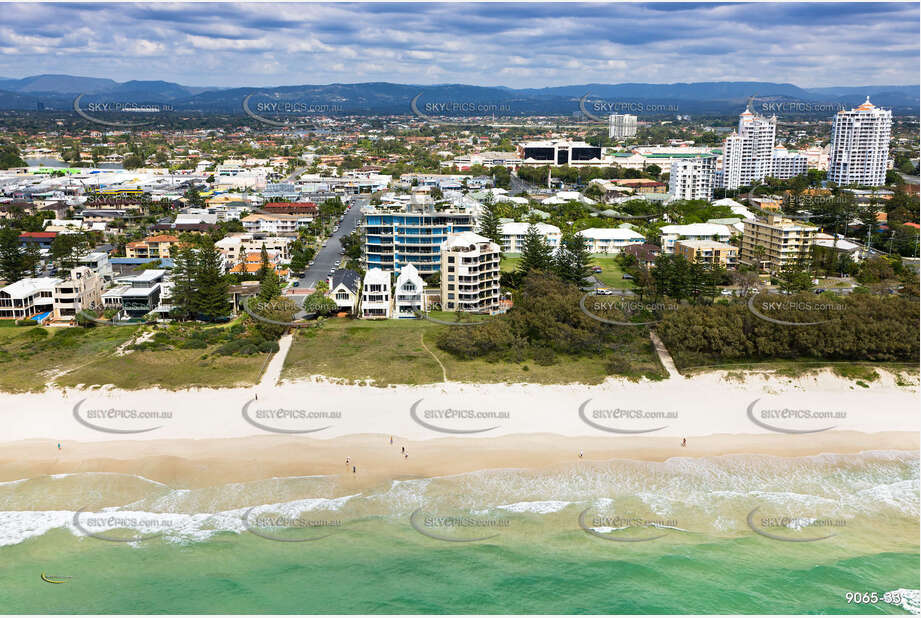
(828, 97, 892, 187)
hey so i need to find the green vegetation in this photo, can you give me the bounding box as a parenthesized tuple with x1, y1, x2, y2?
(436, 273, 664, 381)
(591, 257, 636, 289)
(658, 293, 919, 369)
(0, 325, 137, 392)
(57, 323, 272, 390)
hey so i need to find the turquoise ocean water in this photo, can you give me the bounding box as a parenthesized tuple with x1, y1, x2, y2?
(1, 451, 918, 614)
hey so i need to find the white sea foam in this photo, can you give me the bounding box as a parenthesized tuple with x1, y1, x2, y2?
(495, 500, 572, 514)
(887, 589, 920, 615)
(0, 493, 361, 547)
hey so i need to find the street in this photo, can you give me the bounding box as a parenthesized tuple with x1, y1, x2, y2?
(296, 194, 366, 289)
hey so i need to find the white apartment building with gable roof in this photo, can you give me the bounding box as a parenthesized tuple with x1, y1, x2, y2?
(394, 263, 425, 319)
(360, 268, 392, 319)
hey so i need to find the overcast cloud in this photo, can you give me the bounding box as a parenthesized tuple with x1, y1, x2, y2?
(0, 2, 918, 87)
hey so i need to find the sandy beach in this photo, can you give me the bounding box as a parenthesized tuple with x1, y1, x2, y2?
(1, 368, 917, 488)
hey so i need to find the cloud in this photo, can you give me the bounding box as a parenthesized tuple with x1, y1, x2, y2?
(0, 2, 916, 88)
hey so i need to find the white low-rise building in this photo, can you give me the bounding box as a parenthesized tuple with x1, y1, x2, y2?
(360, 268, 392, 319)
(659, 223, 733, 253)
(500, 222, 562, 253)
(0, 277, 58, 320)
(577, 228, 645, 254)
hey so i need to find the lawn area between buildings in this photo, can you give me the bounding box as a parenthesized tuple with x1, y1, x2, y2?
(591, 256, 637, 290)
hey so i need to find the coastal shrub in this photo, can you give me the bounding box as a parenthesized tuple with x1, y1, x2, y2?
(436, 272, 633, 365)
(658, 292, 919, 366)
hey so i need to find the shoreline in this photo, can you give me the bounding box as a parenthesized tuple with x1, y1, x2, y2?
(1, 432, 917, 490)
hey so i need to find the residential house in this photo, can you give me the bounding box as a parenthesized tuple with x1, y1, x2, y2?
(126, 235, 180, 260)
(327, 269, 362, 314)
(394, 263, 425, 318)
(360, 268, 392, 319)
(53, 266, 103, 322)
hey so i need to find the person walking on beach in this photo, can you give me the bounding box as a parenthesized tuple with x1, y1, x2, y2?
(346, 456, 351, 466)
(579, 450, 583, 459)
(401, 446, 405, 454)
(352, 466, 356, 474)
(681, 438, 687, 448)
(390, 436, 393, 445)
(57, 442, 61, 451)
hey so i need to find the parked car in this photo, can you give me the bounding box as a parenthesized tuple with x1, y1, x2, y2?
(293, 282, 300, 287)
(595, 288, 614, 295)
(814, 288, 826, 294)
(720, 289, 733, 296)
(622, 273, 634, 280)
(591, 266, 603, 273)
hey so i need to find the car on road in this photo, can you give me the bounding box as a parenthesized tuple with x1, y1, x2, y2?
(622, 273, 634, 280)
(720, 289, 733, 296)
(814, 288, 826, 294)
(293, 282, 299, 287)
(595, 288, 615, 295)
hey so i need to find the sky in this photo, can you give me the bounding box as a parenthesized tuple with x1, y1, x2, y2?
(0, 2, 918, 88)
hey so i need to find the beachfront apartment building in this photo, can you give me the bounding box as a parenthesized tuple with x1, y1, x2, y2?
(394, 263, 425, 318)
(500, 222, 562, 253)
(52, 266, 103, 321)
(577, 228, 646, 254)
(0, 277, 57, 320)
(609, 114, 638, 139)
(125, 235, 180, 260)
(360, 268, 392, 319)
(439, 232, 501, 313)
(362, 199, 476, 275)
(740, 215, 817, 272)
(659, 223, 733, 254)
(674, 240, 739, 269)
(668, 155, 716, 201)
(828, 97, 892, 187)
(103, 269, 167, 318)
(0, 267, 102, 322)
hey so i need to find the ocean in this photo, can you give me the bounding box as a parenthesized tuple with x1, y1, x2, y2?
(1, 451, 918, 614)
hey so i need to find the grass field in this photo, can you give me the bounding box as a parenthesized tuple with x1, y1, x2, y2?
(590, 256, 636, 289)
(0, 323, 269, 391)
(0, 324, 138, 392)
(281, 315, 666, 386)
(58, 345, 268, 390)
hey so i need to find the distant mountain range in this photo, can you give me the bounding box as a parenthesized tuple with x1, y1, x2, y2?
(0, 74, 917, 115)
